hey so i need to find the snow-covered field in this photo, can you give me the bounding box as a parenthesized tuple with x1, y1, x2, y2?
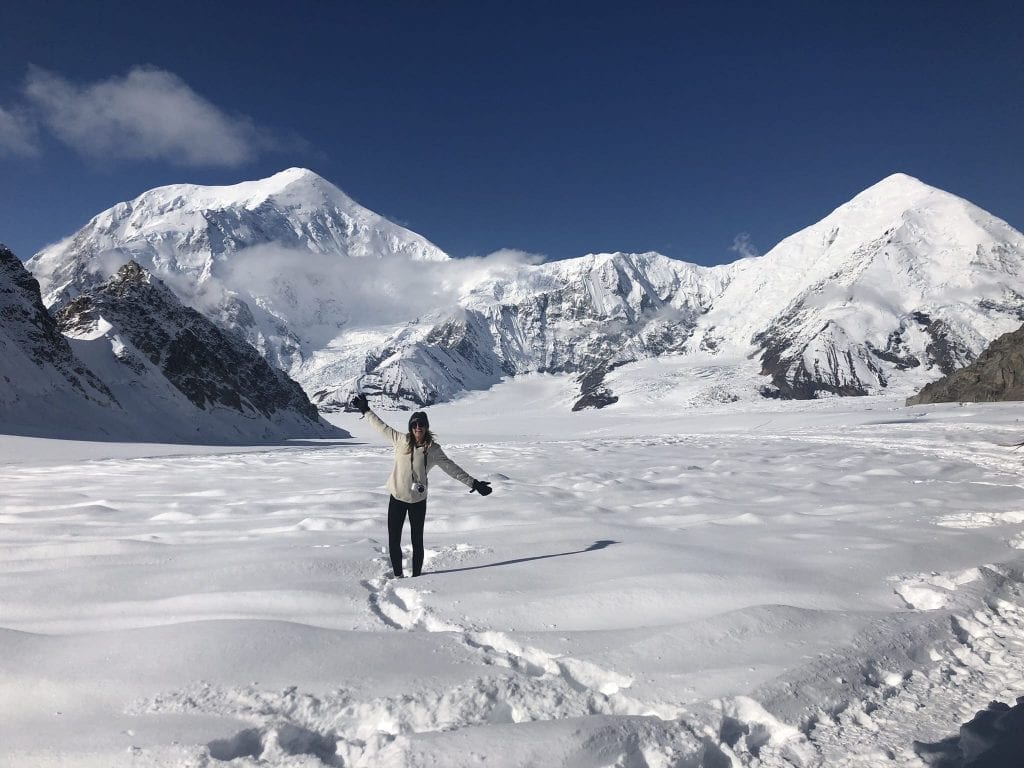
(2, 375, 1023, 767)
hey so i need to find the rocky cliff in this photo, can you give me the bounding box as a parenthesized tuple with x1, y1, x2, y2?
(906, 323, 1024, 405)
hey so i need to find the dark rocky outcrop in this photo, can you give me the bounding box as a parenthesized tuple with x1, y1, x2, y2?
(906, 324, 1024, 405)
(572, 364, 620, 411)
(0, 243, 116, 407)
(913, 311, 976, 376)
(55, 262, 329, 424)
(914, 697, 1024, 767)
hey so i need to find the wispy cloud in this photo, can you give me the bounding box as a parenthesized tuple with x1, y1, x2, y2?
(13, 66, 271, 166)
(730, 232, 760, 259)
(182, 246, 545, 332)
(0, 106, 40, 157)
(476, 248, 547, 266)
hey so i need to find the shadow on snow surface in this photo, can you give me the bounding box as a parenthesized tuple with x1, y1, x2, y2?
(423, 539, 619, 575)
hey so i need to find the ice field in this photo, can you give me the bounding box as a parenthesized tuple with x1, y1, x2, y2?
(2, 374, 1023, 767)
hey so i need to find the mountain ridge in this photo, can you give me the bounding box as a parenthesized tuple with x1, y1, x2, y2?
(25, 170, 1024, 410)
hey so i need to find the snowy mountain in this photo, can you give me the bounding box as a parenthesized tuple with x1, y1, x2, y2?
(700, 173, 1024, 399)
(27, 170, 1024, 410)
(299, 251, 732, 410)
(306, 173, 1024, 409)
(1, 245, 345, 442)
(29, 167, 449, 372)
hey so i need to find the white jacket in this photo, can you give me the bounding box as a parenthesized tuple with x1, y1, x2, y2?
(364, 410, 474, 503)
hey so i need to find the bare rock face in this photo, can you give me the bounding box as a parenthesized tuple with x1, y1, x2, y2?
(55, 262, 339, 431)
(906, 324, 1024, 405)
(1, 243, 118, 416)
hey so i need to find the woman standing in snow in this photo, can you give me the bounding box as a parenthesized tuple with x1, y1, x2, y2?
(351, 394, 492, 578)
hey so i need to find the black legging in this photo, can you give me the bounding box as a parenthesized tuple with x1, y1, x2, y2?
(387, 495, 426, 577)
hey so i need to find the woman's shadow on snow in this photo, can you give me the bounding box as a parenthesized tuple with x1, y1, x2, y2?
(424, 540, 618, 576)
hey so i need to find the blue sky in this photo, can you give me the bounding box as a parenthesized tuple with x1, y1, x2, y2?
(1, 1, 1022, 265)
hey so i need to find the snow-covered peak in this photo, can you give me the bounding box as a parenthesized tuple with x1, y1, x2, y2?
(265, 166, 328, 187)
(112, 167, 349, 217)
(704, 173, 1024, 339)
(778, 174, 950, 252)
(849, 171, 937, 201)
(77, 165, 438, 248)
(28, 168, 452, 313)
(791, 172, 1020, 256)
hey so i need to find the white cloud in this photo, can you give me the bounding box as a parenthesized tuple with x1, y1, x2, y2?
(22, 66, 268, 166)
(731, 232, 760, 259)
(0, 106, 40, 157)
(205, 246, 545, 334)
(476, 248, 547, 266)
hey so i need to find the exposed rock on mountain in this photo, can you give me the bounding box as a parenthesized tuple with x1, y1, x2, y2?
(1, 242, 123, 435)
(2, 242, 344, 442)
(572, 364, 621, 411)
(54, 262, 344, 441)
(311, 251, 721, 410)
(906, 323, 1024, 405)
(26, 170, 1024, 411)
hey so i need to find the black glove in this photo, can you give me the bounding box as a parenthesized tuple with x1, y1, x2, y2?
(471, 479, 492, 496)
(351, 393, 369, 414)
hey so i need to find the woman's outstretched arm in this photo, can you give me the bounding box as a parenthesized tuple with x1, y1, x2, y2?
(352, 394, 403, 446)
(431, 445, 492, 495)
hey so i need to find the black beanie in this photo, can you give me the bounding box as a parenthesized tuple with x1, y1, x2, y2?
(409, 411, 429, 430)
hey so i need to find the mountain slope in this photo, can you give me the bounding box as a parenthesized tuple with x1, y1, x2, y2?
(301, 251, 731, 409)
(0, 243, 125, 436)
(310, 175, 1024, 409)
(701, 173, 1024, 398)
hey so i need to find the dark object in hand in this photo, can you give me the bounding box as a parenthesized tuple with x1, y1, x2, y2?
(351, 393, 369, 414)
(471, 479, 492, 496)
